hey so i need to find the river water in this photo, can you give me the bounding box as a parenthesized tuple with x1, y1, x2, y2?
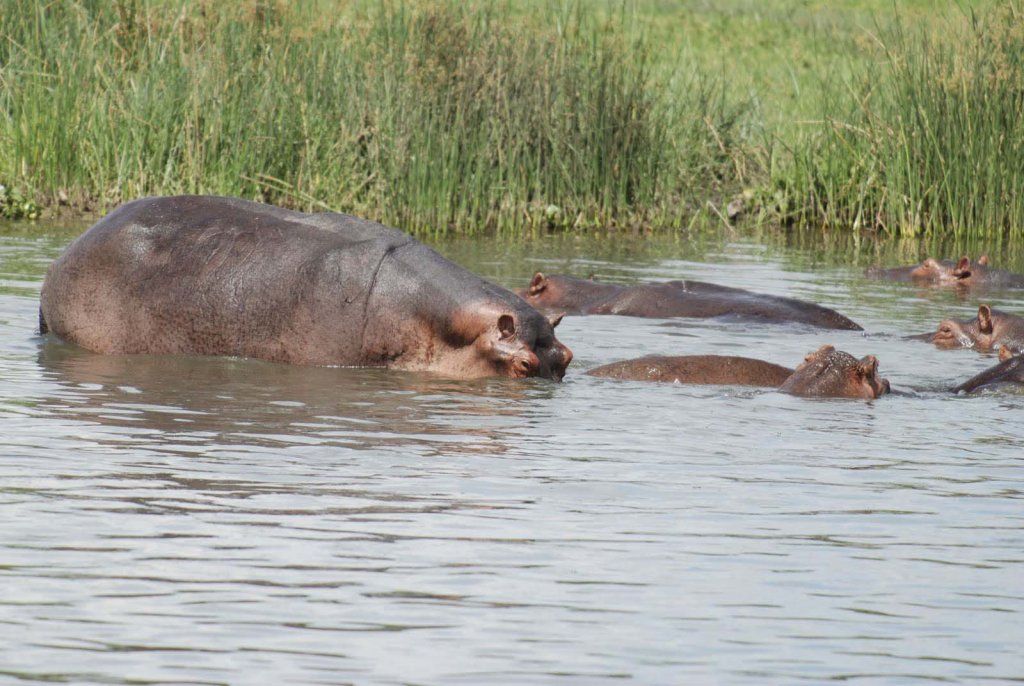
(2, 220, 1023, 685)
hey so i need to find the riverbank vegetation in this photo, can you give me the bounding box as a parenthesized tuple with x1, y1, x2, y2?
(1, 0, 1020, 236)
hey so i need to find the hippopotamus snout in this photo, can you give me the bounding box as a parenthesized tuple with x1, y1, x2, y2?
(932, 319, 979, 348)
(538, 337, 573, 381)
(483, 310, 572, 381)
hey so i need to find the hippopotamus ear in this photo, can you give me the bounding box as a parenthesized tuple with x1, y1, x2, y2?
(978, 304, 993, 333)
(547, 312, 565, 329)
(978, 254, 990, 266)
(857, 355, 879, 378)
(498, 314, 516, 340)
(999, 345, 1016, 362)
(528, 272, 547, 296)
(953, 256, 972, 279)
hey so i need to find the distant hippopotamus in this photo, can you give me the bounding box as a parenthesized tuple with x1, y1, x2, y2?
(39, 196, 573, 380)
(866, 255, 1024, 289)
(909, 304, 1024, 354)
(587, 345, 891, 399)
(516, 273, 862, 330)
(952, 347, 1024, 393)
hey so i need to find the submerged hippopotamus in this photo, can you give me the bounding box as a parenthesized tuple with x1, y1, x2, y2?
(39, 196, 573, 380)
(866, 255, 1024, 288)
(952, 347, 1024, 393)
(910, 304, 1024, 354)
(516, 273, 862, 330)
(587, 345, 890, 399)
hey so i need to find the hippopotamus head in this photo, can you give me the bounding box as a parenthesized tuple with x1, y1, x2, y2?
(515, 272, 622, 314)
(449, 304, 571, 381)
(931, 305, 991, 349)
(778, 345, 891, 399)
(928, 304, 1024, 350)
(910, 255, 988, 285)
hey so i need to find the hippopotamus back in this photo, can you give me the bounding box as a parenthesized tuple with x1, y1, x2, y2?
(586, 346, 891, 399)
(517, 272, 862, 331)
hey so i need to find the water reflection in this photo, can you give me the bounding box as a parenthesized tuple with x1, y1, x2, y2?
(35, 338, 548, 456)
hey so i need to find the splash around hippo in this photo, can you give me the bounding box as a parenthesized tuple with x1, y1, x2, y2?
(39, 196, 573, 380)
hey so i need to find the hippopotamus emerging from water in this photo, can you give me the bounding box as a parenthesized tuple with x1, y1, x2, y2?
(516, 273, 862, 330)
(866, 255, 1024, 289)
(910, 304, 1024, 354)
(39, 196, 573, 380)
(587, 345, 890, 399)
(953, 347, 1024, 393)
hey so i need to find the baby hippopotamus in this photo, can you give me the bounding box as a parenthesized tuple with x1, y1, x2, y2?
(517, 272, 862, 330)
(587, 345, 891, 399)
(867, 255, 1024, 289)
(912, 304, 1024, 354)
(39, 196, 573, 381)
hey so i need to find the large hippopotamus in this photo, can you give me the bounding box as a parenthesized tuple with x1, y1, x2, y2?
(587, 345, 891, 399)
(39, 196, 573, 380)
(866, 255, 1024, 289)
(516, 273, 862, 330)
(952, 347, 1024, 393)
(910, 304, 1024, 354)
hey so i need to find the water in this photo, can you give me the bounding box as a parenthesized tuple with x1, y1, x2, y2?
(2, 221, 1024, 684)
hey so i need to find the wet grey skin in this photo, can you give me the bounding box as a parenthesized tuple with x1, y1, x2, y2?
(588, 345, 891, 400)
(516, 272, 863, 331)
(39, 196, 573, 381)
(952, 348, 1024, 393)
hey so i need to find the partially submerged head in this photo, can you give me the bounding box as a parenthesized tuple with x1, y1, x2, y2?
(515, 272, 619, 313)
(931, 304, 996, 349)
(447, 304, 572, 381)
(779, 345, 890, 399)
(910, 255, 988, 285)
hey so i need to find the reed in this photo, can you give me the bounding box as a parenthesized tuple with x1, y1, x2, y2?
(0, 0, 744, 233)
(771, 2, 1024, 237)
(4, 1, 1018, 238)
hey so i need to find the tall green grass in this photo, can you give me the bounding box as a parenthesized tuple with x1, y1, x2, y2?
(0, 0, 744, 233)
(5, 1, 1021, 238)
(772, 2, 1024, 237)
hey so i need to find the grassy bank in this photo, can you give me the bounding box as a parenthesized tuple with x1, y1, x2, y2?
(771, 2, 1024, 237)
(1, 0, 1020, 237)
(0, 0, 743, 233)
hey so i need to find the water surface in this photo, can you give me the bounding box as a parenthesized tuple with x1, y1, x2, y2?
(2, 221, 1023, 684)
